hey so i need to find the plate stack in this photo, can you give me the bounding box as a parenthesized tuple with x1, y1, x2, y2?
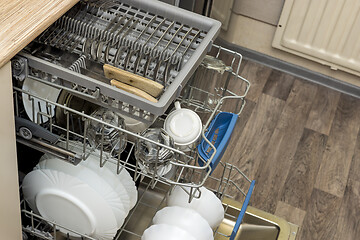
(22, 141, 138, 240)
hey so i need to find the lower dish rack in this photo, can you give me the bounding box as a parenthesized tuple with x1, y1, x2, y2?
(14, 44, 253, 240)
(20, 162, 254, 240)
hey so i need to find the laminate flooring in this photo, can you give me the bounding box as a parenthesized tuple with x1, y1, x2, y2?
(222, 60, 360, 240)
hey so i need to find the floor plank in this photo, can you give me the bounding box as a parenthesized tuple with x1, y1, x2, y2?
(335, 179, 360, 240)
(274, 201, 306, 227)
(225, 94, 285, 194)
(220, 59, 360, 240)
(222, 99, 257, 160)
(281, 128, 327, 210)
(237, 60, 272, 102)
(348, 130, 360, 183)
(250, 79, 318, 213)
(305, 86, 341, 136)
(298, 188, 341, 240)
(314, 94, 360, 197)
(262, 69, 295, 100)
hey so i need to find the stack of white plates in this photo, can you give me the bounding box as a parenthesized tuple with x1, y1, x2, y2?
(142, 206, 214, 240)
(22, 141, 138, 240)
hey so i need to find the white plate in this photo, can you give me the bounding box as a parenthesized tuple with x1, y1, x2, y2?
(52, 140, 137, 211)
(36, 157, 127, 228)
(142, 224, 196, 240)
(152, 206, 213, 240)
(22, 77, 61, 123)
(84, 154, 133, 212)
(22, 169, 118, 240)
(97, 155, 138, 210)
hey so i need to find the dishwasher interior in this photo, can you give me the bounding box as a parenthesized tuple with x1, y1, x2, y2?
(11, 1, 297, 240)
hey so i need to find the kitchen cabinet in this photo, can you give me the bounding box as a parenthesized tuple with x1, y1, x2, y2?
(0, 0, 79, 238)
(0, 61, 22, 240)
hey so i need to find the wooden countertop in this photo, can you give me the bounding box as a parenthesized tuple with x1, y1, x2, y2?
(0, 0, 79, 68)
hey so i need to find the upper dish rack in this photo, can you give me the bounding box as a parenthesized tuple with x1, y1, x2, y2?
(13, 0, 221, 123)
(13, 44, 250, 192)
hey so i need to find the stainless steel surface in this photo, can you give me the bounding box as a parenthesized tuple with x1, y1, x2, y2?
(217, 198, 298, 240)
(16, 137, 82, 165)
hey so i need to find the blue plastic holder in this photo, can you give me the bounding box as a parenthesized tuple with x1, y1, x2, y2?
(198, 112, 238, 173)
(230, 180, 255, 240)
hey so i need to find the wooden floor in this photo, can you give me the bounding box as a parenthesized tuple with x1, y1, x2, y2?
(223, 59, 360, 240)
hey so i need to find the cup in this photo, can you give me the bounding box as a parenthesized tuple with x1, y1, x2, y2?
(135, 128, 175, 177)
(163, 102, 202, 151)
(181, 55, 232, 112)
(87, 108, 127, 157)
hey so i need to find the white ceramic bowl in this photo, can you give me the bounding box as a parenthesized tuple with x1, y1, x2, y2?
(167, 186, 224, 229)
(142, 224, 196, 240)
(22, 168, 118, 240)
(164, 102, 202, 151)
(22, 77, 61, 123)
(36, 157, 127, 228)
(152, 206, 213, 240)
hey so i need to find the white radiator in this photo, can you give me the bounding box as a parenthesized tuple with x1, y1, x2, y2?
(273, 0, 360, 76)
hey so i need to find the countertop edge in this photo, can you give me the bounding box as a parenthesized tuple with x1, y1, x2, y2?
(0, 0, 79, 69)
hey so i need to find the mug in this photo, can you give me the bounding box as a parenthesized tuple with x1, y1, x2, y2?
(164, 102, 202, 151)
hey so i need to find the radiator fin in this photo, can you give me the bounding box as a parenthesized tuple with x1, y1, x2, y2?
(273, 0, 360, 76)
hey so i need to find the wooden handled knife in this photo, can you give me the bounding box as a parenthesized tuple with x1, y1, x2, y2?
(110, 79, 158, 103)
(104, 64, 164, 97)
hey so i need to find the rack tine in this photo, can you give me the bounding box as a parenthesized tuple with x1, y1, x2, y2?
(164, 27, 192, 63)
(132, 15, 158, 49)
(124, 49, 139, 70)
(142, 18, 167, 54)
(114, 46, 128, 67)
(149, 21, 176, 58)
(176, 30, 201, 70)
(158, 24, 184, 60)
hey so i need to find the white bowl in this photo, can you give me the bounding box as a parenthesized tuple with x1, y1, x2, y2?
(36, 157, 127, 228)
(22, 168, 118, 240)
(142, 224, 196, 240)
(152, 206, 213, 240)
(22, 77, 61, 123)
(167, 186, 224, 229)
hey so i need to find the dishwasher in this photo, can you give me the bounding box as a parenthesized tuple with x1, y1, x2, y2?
(10, 1, 294, 240)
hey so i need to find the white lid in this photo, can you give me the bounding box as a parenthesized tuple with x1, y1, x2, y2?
(164, 108, 202, 145)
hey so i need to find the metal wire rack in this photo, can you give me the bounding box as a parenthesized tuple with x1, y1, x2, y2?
(20, 162, 254, 240)
(13, 43, 249, 188)
(14, 43, 252, 239)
